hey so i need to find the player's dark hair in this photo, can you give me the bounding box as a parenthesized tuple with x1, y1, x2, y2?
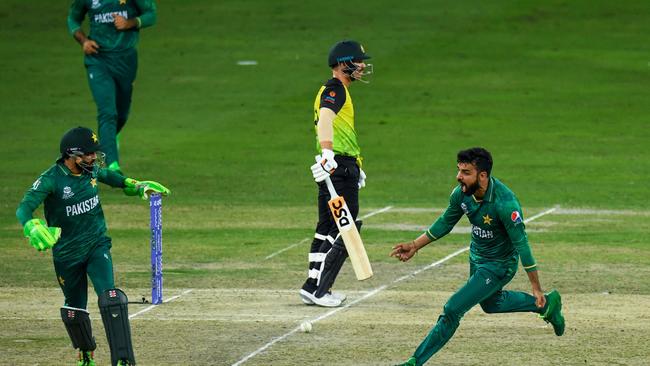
(457, 147, 493, 176)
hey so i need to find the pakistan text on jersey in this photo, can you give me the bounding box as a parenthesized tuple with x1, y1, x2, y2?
(66, 196, 100, 217)
(93, 11, 128, 24)
(471, 225, 494, 239)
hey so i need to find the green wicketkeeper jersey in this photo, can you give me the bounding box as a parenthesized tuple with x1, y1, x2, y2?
(313, 78, 362, 160)
(425, 177, 538, 272)
(16, 161, 126, 261)
(67, 0, 157, 53)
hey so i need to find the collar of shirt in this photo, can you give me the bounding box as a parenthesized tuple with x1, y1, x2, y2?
(474, 177, 495, 203)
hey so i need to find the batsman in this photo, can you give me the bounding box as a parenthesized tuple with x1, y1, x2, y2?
(299, 40, 372, 307)
(392, 148, 565, 366)
(16, 127, 170, 366)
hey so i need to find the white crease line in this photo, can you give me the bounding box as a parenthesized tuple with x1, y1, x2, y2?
(232, 247, 468, 366)
(360, 205, 393, 219)
(264, 238, 310, 260)
(129, 289, 193, 319)
(525, 206, 557, 222)
(232, 206, 557, 366)
(553, 207, 650, 216)
(264, 206, 393, 260)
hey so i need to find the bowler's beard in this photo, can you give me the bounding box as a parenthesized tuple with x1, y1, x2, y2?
(460, 180, 480, 196)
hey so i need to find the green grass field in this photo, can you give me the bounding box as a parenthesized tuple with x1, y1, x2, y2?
(1, 1, 649, 365)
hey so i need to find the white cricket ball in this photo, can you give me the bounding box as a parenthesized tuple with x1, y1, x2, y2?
(300, 321, 312, 333)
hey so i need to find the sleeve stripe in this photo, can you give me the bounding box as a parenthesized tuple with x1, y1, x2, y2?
(523, 263, 538, 272)
(425, 229, 437, 241)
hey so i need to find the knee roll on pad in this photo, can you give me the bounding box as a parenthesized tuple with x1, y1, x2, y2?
(61, 306, 96, 351)
(99, 288, 135, 366)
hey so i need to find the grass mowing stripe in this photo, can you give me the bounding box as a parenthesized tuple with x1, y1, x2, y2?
(232, 206, 556, 365)
(263, 206, 393, 260)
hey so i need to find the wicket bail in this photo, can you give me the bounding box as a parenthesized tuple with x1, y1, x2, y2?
(150, 194, 163, 305)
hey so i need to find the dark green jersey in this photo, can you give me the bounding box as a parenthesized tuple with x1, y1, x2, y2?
(425, 177, 538, 272)
(16, 161, 126, 261)
(67, 0, 157, 53)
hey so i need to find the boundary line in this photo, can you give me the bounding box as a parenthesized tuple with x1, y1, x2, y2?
(232, 206, 557, 366)
(264, 206, 393, 260)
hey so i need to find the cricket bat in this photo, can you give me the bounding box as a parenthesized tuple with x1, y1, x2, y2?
(324, 176, 373, 280)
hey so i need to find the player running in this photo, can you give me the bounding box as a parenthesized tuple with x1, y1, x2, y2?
(16, 127, 170, 366)
(67, 0, 157, 174)
(391, 147, 565, 366)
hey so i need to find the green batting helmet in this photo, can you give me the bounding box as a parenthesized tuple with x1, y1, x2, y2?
(328, 40, 371, 67)
(60, 127, 100, 157)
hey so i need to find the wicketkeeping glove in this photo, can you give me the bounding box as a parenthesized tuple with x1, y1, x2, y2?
(311, 149, 338, 183)
(124, 178, 171, 200)
(23, 218, 61, 251)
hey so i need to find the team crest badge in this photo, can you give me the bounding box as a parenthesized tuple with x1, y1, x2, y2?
(460, 202, 468, 214)
(91, 0, 101, 9)
(483, 214, 493, 225)
(511, 211, 523, 225)
(62, 186, 75, 200)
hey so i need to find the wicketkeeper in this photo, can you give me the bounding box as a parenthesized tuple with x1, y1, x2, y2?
(16, 126, 170, 366)
(299, 40, 372, 307)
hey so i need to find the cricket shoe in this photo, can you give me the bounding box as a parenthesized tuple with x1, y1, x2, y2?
(300, 289, 346, 305)
(394, 356, 416, 366)
(540, 289, 565, 336)
(77, 351, 96, 366)
(299, 289, 342, 307)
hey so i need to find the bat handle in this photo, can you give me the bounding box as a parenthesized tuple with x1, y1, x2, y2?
(324, 176, 338, 198)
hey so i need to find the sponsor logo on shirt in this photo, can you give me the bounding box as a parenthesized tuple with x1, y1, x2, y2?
(329, 91, 336, 97)
(511, 210, 523, 225)
(65, 195, 99, 217)
(324, 95, 336, 104)
(471, 224, 494, 239)
(93, 11, 128, 24)
(31, 178, 42, 191)
(62, 186, 75, 200)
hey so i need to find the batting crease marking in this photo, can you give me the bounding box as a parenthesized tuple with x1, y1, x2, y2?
(129, 289, 193, 319)
(264, 206, 393, 260)
(232, 206, 556, 365)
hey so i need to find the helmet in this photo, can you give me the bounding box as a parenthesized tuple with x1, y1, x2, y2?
(60, 126, 100, 158)
(328, 40, 371, 67)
